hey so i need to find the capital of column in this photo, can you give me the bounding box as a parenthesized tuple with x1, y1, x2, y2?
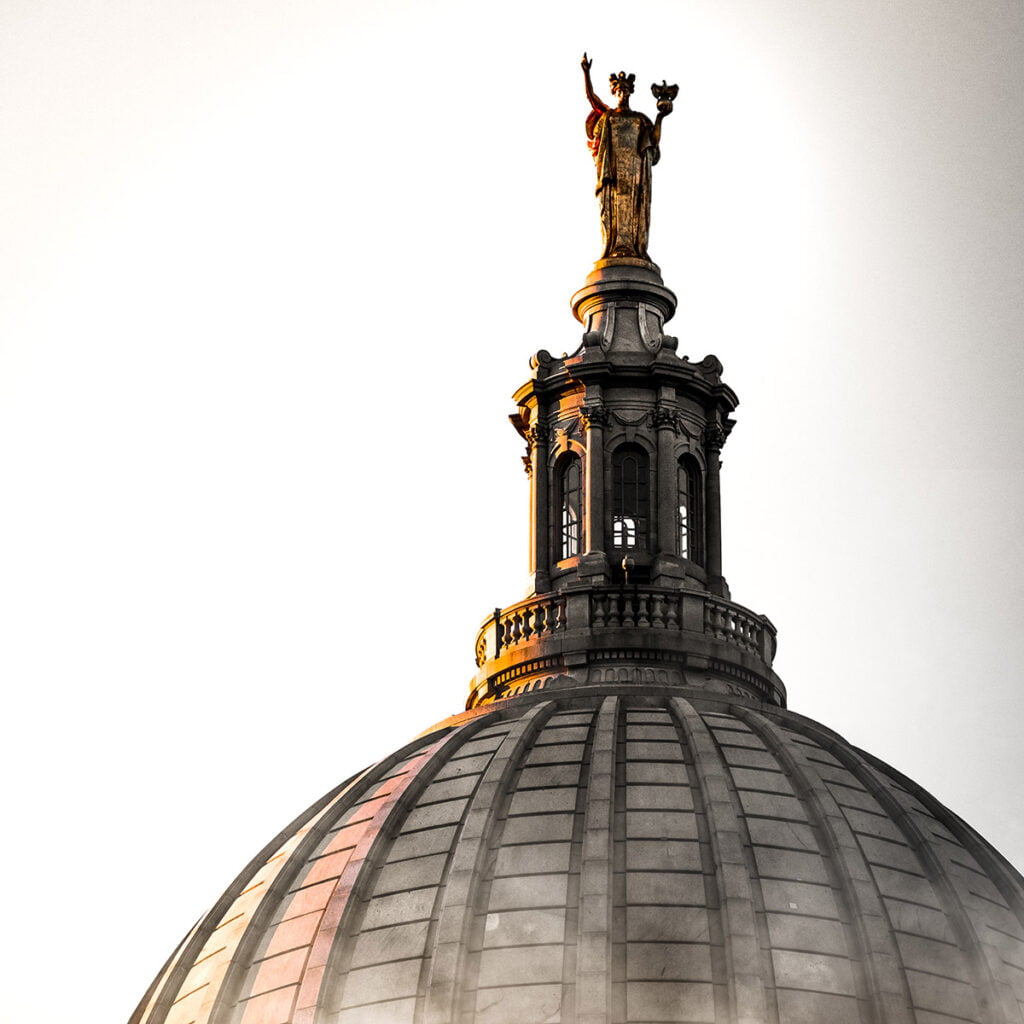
(580, 403, 611, 429)
(652, 405, 678, 431)
(704, 422, 728, 452)
(526, 420, 550, 451)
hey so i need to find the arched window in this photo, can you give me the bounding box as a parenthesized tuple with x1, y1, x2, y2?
(678, 454, 704, 564)
(612, 445, 649, 549)
(557, 456, 582, 559)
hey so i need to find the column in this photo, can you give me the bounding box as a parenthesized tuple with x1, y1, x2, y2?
(529, 417, 550, 594)
(654, 403, 677, 556)
(704, 422, 728, 598)
(580, 402, 608, 556)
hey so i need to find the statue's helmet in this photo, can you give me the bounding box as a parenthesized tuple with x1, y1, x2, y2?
(610, 71, 636, 96)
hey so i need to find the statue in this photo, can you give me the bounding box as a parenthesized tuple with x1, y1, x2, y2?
(581, 54, 678, 262)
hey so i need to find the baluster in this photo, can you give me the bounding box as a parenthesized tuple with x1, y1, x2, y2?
(708, 604, 723, 640)
(592, 594, 606, 628)
(523, 606, 534, 640)
(665, 595, 680, 630)
(622, 593, 636, 628)
(607, 594, 621, 628)
(555, 598, 566, 630)
(637, 592, 650, 627)
(650, 594, 665, 628)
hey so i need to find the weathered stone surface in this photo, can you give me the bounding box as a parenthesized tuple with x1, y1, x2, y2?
(625, 979, 715, 1022)
(135, 690, 1024, 1024)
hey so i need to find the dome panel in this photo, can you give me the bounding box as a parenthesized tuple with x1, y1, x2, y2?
(133, 689, 1024, 1024)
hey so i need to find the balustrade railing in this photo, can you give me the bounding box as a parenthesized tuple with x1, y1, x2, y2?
(498, 596, 566, 651)
(590, 590, 681, 630)
(475, 587, 774, 669)
(703, 597, 764, 655)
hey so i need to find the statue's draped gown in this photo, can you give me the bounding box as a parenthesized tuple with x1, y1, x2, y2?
(588, 107, 659, 259)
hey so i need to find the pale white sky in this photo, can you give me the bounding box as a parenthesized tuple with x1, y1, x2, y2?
(1, 2, 1022, 1022)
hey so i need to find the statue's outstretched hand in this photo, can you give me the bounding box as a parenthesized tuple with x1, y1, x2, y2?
(581, 53, 592, 72)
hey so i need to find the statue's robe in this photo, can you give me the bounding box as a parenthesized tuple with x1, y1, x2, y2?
(587, 107, 659, 259)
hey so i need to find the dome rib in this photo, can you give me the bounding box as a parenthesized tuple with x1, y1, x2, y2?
(419, 700, 554, 1024)
(670, 698, 772, 1023)
(221, 737, 442, 1024)
(137, 767, 366, 1024)
(860, 748, 1024, 936)
(576, 695, 618, 1024)
(197, 726, 471, 1024)
(805, 723, 1009, 1024)
(459, 701, 596, 1023)
(738, 707, 916, 1024)
(880, 774, 1024, 1023)
(290, 728, 475, 1024)
(614, 699, 724, 1021)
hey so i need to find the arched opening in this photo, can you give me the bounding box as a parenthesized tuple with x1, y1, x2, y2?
(612, 444, 649, 550)
(556, 455, 583, 560)
(678, 454, 704, 565)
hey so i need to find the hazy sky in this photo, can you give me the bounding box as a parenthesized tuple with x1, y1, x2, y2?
(1, 2, 1022, 1022)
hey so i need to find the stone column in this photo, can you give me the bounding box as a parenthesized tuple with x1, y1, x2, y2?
(579, 401, 610, 580)
(704, 422, 729, 598)
(529, 418, 550, 594)
(654, 403, 677, 556)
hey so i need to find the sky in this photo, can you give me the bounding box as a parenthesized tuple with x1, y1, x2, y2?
(1, 2, 1022, 1022)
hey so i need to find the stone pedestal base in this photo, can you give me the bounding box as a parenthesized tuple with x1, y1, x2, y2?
(577, 551, 610, 583)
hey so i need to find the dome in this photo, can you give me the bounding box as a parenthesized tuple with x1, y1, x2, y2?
(133, 62, 1023, 1024)
(133, 685, 1024, 1024)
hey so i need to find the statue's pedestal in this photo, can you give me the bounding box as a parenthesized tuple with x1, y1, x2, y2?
(572, 258, 676, 321)
(570, 258, 677, 358)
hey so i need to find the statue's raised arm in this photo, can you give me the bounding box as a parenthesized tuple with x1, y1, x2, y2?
(581, 57, 677, 263)
(581, 53, 607, 115)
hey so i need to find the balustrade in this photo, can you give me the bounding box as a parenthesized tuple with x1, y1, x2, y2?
(496, 596, 566, 652)
(591, 591, 682, 630)
(703, 597, 764, 654)
(475, 587, 773, 670)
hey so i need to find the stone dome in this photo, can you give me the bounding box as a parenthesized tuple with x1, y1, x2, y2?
(133, 685, 1024, 1024)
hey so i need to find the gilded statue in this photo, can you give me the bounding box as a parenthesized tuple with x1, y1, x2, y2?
(581, 54, 678, 261)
